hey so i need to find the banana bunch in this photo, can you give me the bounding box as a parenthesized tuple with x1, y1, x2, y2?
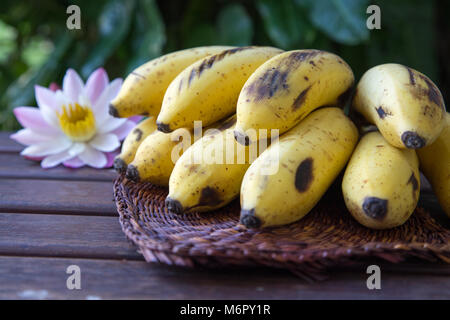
(352, 64, 446, 149)
(240, 108, 358, 228)
(113, 117, 157, 173)
(342, 131, 420, 229)
(234, 49, 354, 144)
(417, 113, 450, 217)
(110, 46, 233, 118)
(113, 45, 448, 232)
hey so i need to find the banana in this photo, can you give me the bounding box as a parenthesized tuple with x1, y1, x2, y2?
(166, 116, 252, 214)
(126, 127, 193, 186)
(113, 117, 157, 173)
(109, 46, 233, 118)
(352, 63, 446, 149)
(240, 107, 358, 229)
(417, 112, 450, 217)
(156, 46, 283, 133)
(234, 50, 354, 145)
(342, 131, 420, 229)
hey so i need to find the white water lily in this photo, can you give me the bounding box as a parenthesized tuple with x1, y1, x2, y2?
(11, 68, 139, 168)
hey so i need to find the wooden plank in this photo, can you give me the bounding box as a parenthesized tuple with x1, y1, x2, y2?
(0, 178, 117, 216)
(0, 256, 449, 299)
(0, 213, 142, 260)
(0, 132, 23, 153)
(0, 153, 116, 182)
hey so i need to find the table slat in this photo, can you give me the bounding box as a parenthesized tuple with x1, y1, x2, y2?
(0, 178, 116, 215)
(0, 256, 449, 300)
(0, 212, 142, 260)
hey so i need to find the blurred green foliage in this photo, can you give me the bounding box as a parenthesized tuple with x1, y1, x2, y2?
(0, 0, 448, 130)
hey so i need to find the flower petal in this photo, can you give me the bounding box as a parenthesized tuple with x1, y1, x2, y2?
(68, 142, 86, 157)
(93, 78, 123, 125)
(41, 150, 75, 168)
(84, 68, 109, 106)
(111, 120, 136, 140)
(10, 129, 53, 146)
(63, 69, 84, 103)
(78, 145, 107, 168)
(97, 117, 127, 134)
(21, 137, 72, 157)
(13, 107, 59, 134)
(63, 156, 85, 168)
(35, 85, 60, 112)
(90, 133, 120, 152)
(104, 150, 120, 168)
(128, 115, 144, 123)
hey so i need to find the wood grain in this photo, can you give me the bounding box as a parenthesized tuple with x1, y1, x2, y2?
(0, 153, 116, 181)
(0, 213, 142, 260)
(0, 256, 448, 300)
(0, 132, 23, 153)
(0, 178, 117, 215)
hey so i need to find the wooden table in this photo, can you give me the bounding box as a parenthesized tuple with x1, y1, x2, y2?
(0, 131, 449, 300)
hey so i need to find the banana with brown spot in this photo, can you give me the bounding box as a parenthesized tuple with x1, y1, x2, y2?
(240, 107, 358, 229)
(113, 117, 157, 173)
(125, 127, 193, 186)
(109, 46, 233, 118)
(417, 112, 450, 217)
(342, 131, 420, 229)
(156, 46, 283, 133)
(234, 50, 354, 145)
(166, 116, 252, 214)
(352, 63, 446, 149)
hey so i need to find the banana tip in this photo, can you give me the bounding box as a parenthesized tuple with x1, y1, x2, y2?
(125, 165, 140, 182)
(233, 130, 250, 146)
(157, 122, 171, 133)
(240, 209, 261, 228)
(113, 157, 127, 174)
(362, 197, 388, 220)
(109, 104, 120, 118)
(165, 197, 183, 214)
(401, 131, 425, 149)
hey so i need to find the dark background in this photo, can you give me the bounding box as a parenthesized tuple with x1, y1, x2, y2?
(0, 0, 448, 130)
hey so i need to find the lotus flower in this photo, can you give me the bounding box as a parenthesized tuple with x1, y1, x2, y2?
(10, 68, 139, 168)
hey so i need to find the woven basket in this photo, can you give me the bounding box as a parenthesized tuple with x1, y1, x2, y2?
(114, 174, 450, 280)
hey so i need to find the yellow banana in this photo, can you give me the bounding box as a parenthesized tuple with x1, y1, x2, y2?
(352, 63, 446, 149)
(166, 116, 252, 214)
(109, 46, 233, 118)
(113, 117, 157, 173)
(126, 127, 193, 186)
(240, 107, 358, 229)
(234, 50, 354, 145)
(417, 112, 450, 217)
(342, 131, 420, 229)
(156, 46, 283, 133)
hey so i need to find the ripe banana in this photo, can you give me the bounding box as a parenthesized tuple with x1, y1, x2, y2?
(352, 63, 446, 149)
(417, 112, 450, 217)
(126, 127, 193, 186)
(342, 131, 420, 229)
(109, 46, 233, 118)
(166, 116, 252, 214)
(234, 50, 354, 145)
(156, 46, 283, 133)
(240, 107, 358, 229)
(113, 117, 157, 173)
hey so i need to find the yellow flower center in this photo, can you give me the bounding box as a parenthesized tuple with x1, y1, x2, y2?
(58, 104, 96, 142)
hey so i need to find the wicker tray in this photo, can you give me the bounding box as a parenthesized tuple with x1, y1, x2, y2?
(114, 174, 450, 280)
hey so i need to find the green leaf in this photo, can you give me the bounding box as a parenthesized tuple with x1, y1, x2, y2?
(81, 0, 134, 78)
(183, 23, 216, 48)
(217, 4, 253, 46)
(256, 0, 311, 49)
(308, 0, 369, 45)
(126, 0, 166, 73)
